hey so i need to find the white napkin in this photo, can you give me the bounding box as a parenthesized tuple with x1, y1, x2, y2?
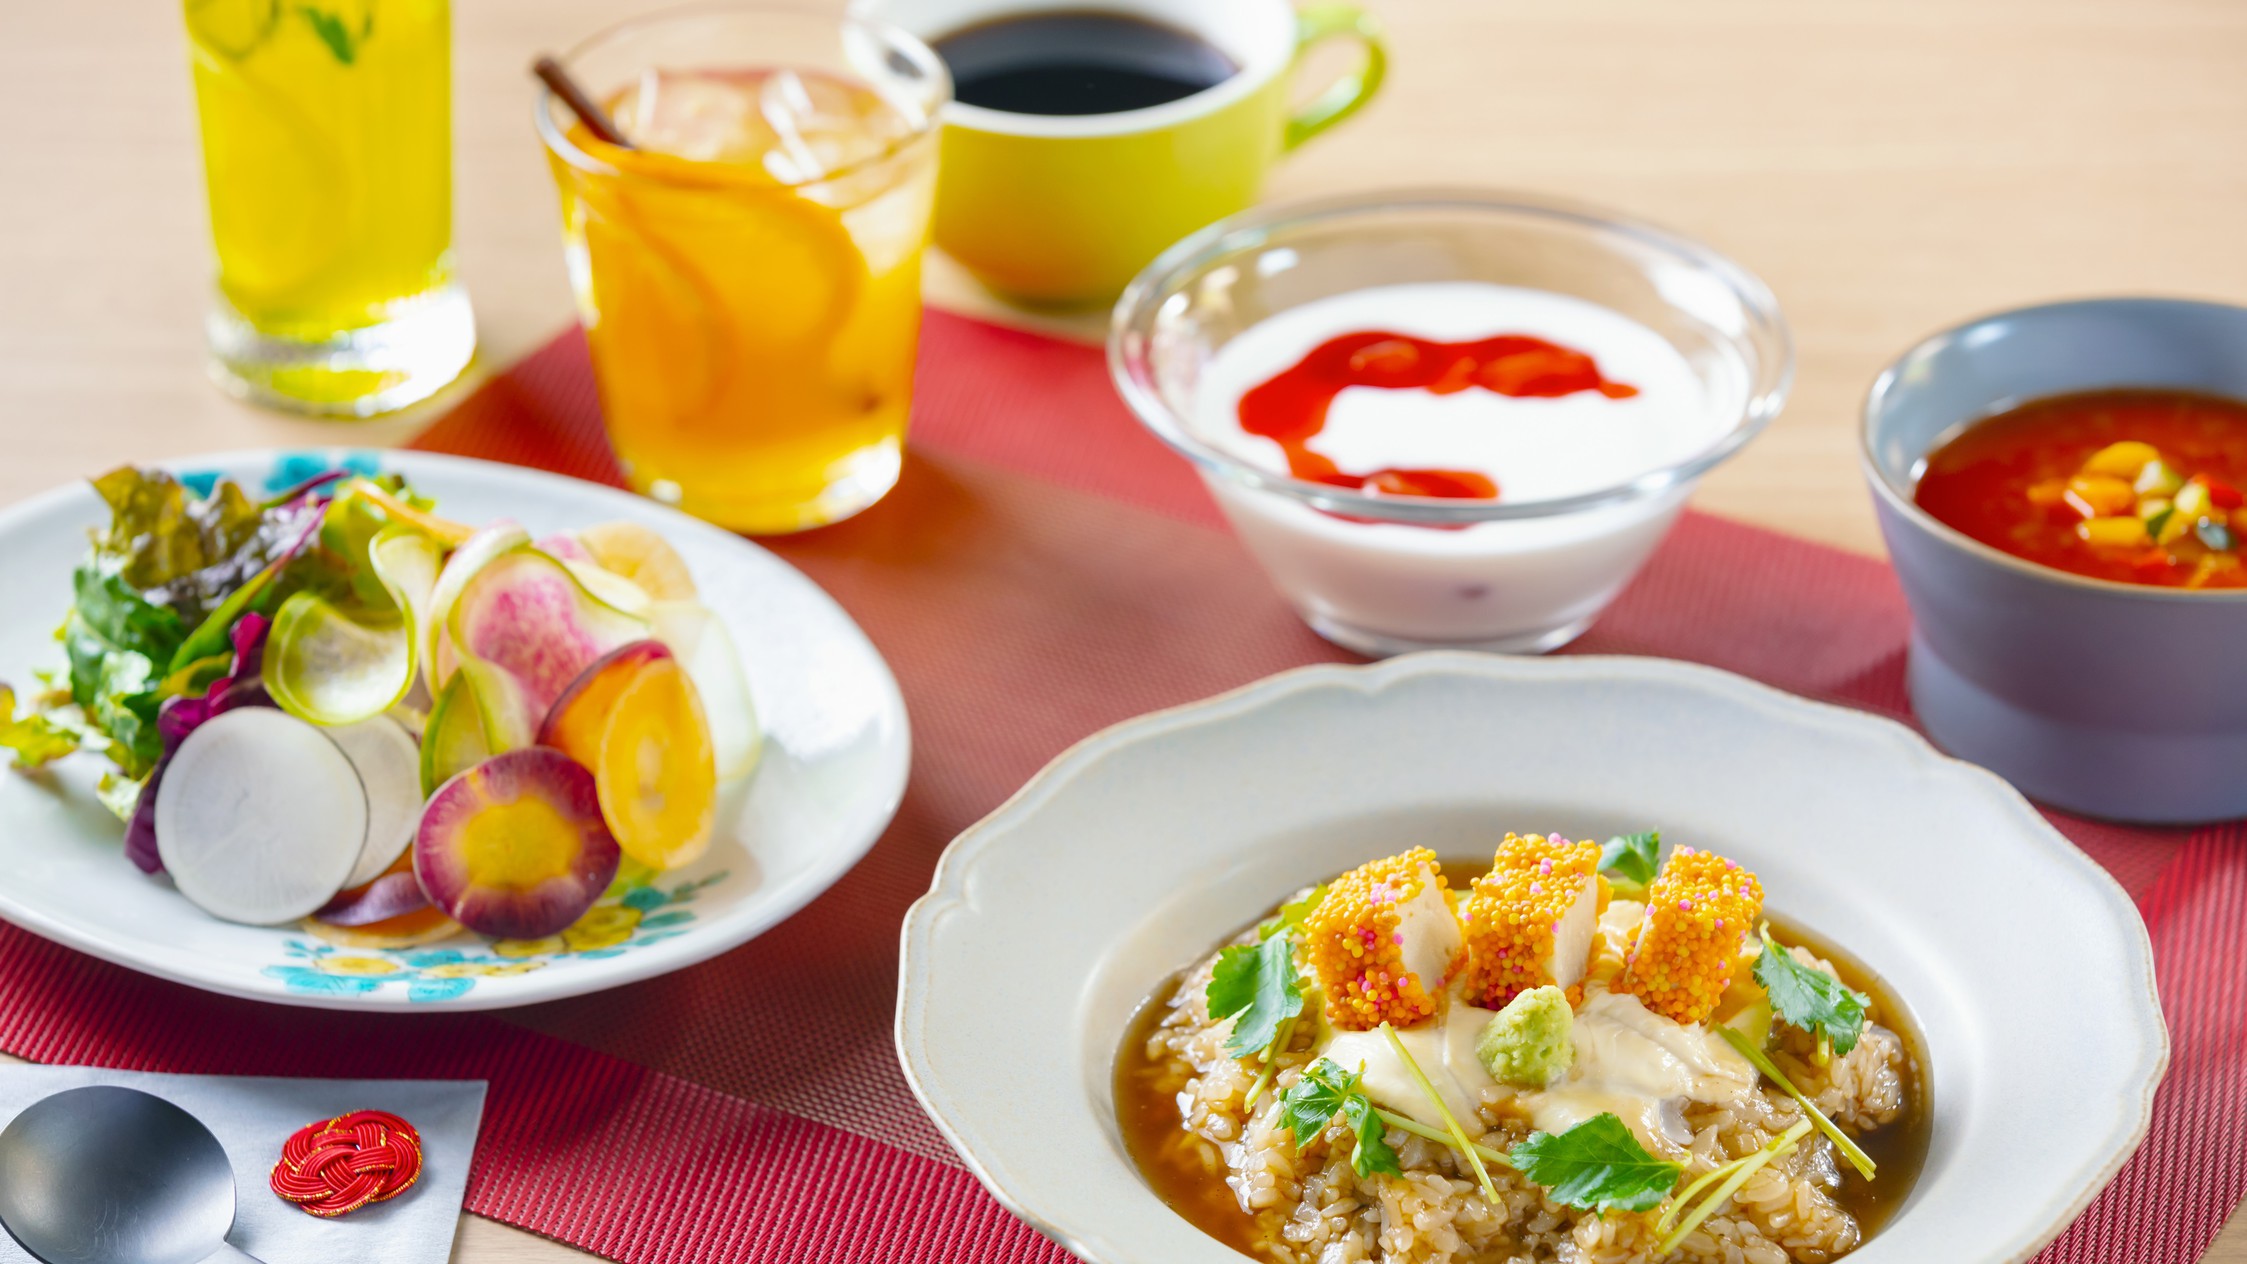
(0, 1065, 485, 1264)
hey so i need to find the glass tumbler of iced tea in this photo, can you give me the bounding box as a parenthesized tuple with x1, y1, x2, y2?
(537, 6, 949, 534)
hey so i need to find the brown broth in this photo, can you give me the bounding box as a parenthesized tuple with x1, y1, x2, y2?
(1113, 895, 1932, 1261)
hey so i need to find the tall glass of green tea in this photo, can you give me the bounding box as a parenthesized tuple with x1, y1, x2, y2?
(184, 0, 474, 416)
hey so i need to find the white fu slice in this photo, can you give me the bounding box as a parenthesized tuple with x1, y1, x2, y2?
(1545, 873, 1603, 991)
(1393, 862, 1464, 991)
(154, 708, 369, 925)
(326, 715, 424, 890)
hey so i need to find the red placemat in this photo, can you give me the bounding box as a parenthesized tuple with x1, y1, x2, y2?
(3, 310, 2241, 1264)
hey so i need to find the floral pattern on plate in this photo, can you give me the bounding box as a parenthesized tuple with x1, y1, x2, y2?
(264, 872, 727, 1003)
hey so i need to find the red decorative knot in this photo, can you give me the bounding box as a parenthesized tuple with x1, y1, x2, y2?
(270, 1110, 423, 1218)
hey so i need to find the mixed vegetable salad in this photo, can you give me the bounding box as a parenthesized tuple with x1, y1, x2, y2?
(0, 466, 759, 948)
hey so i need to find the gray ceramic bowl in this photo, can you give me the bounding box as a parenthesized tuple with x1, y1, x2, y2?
(1863, 297, 2247, 824)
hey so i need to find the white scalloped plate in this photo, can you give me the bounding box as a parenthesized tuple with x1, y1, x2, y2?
(0, 450, 909, 1010)
(897, 653, 2165, 1264)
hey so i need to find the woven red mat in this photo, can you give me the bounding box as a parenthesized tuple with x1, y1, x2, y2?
(2, 309, 2241, 1264)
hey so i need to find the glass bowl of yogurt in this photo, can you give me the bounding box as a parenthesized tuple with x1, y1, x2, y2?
(1109, 189, 1792, 655)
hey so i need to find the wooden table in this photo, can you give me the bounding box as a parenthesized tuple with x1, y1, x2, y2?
(3, 0, 2242, 1259)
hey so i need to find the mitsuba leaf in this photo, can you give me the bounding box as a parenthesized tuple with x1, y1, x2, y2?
(1599, 831, 1661, 889)
(1508, 1113, 1680, 1214)
(1338, 1093, 1403, 1178)
(1278, 1059, 1401, 1178)
(1259, 883, 1328, 940)
(1279, 1059, 1356, 1149)
(1208, 932, 1304, 1057)
(1753, 928, 1868, 1056)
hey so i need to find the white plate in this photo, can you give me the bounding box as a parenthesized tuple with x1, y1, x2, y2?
(0, 450, 909, 1010)
(897, 653, 2167, 1264)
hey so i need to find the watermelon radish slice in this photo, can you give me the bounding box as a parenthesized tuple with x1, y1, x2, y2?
(415, 748, 621, 939)
(649, 600, 762, 782)
(423, 522, 531, 692)
(326, 714, 423, 890)
(420, 673, 491, 798)
(448, 546, 647, 751)
(153, 708, 368, 925)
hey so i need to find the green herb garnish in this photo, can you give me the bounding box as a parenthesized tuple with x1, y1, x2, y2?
(1752, 924, 1867, 1058)
(1223, 886, 1326, 1106)
(1598, 831, 1660, 893)
(1381, 1023, 1501, 1203)
(1507, 1113, 1681, 1214)
(1655, 1118, 1811, 1252)
(297, 4, 371, 64)
(1258, 883, 1327, 940)
(1717, 1026, 1876, 1180)
(1208, 932, 1304, 1058)
(1278, 1059, 1402, 1179)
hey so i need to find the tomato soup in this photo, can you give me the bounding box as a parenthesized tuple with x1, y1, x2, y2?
(1913, 388, 2247, 589)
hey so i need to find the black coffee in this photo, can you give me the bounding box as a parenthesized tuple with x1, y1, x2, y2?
(933, 10, 1238, 116)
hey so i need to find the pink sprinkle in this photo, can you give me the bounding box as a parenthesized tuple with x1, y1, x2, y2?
(1539, 859, 1553, 876)
(1715, 919, 1726, 930)
(1392, 932, 1404, 945)
(1530, 882, 1544, 896)
(1678, 898, 1694, 911)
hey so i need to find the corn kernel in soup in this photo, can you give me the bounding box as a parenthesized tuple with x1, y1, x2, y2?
(1913, 389, 2247, 589)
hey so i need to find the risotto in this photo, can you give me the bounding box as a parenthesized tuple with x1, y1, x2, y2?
(1115, 836, 1929, 1264)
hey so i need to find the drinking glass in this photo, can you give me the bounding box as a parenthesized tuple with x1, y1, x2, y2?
(537, 6, 948, 534)
(184, 0, 475, 416)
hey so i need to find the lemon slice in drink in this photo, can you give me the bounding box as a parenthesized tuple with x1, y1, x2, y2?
(185, 0, 281, 60)
(188, 1, 351, 313)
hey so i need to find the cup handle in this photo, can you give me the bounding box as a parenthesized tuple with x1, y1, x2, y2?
(1282, 3, 1388, 151)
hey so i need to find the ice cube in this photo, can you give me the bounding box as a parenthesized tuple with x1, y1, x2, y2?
(757, 68, 914, 186)
(610, 69, 778, 165)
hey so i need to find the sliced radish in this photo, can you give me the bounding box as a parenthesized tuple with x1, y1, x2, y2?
(448, 546, 647, 750)
(650, 601, 762, 782)
(420, 673, 491, 798)
(153, 708, 368, 925)
(562, 559, 654, 618)
(534, 530, 592, 564)
(326, 714, 424, 890)
(315, 866, 431, 927)
(264, 527, 443, 728)
(423, 522, 532, 692)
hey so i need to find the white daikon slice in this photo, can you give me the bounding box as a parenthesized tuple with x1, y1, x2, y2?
(327, 714, 425, 890)
(154, 708, 369, 925)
